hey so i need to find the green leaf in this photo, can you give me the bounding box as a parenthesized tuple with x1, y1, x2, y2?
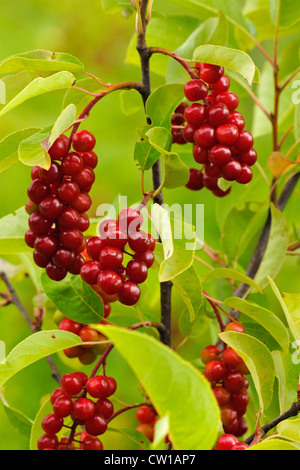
(282, 292, 300, 343)
(166, 12, 228, 83)
(295, 104, 300, 141)
(277, 418, 300, 443)
(249, 438, 300, 450)
(0, 50, 84, 75)
(146, 127, 190, 189)
(0, 128, 40, 173)
(223, 297, 290, 353)
(101, 0, 133, 13)
(18, 126, 52, 170)
(219, 331, 276, 412)
(270, 0, 300, 29)
(0, 207, 30, 254)
(172, 265, 203, 321)
(151, 415, 170, 450)
(146, 83, 184, 130)
(193, 45, 258, 86)
(0, 391, 33, 439)
(0, 71, 75, 118)
(0, 330, 82, 387)
(98, 325, 220, 450)
(41, 272, 104, 324)
(108, 427, 151, 450)
(47, 104, 77, 148)
(203, 268, 263, 293)
(272, 351, 300, 414)
(30, 398, 53, 450)
(253, 205, 289, 291)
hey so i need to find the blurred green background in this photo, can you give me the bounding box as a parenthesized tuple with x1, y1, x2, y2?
(0, 0, 299, 450)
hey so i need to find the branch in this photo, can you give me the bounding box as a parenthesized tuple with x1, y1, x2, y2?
(0, 271, 61, 384)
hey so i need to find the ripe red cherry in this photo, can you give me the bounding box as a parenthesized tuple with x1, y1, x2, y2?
(118, 208, 143, 233)
(60, 228, 83, 250)
(133, 250, 155, 268)
(204, 163, 222, 179)
(228, 112, 245, 130)
(61, 152, 84, 176)
(34, 234, 58, 258)
(216, 434, 239, 451)
(95, 398, 114, 419)
(221, 160, 242, 181)
(97, 270, 123, 295)
(200, 345, 221, 364)
(208, 145, 231, 167)
(72, 167, 95, 191)
(69, 254, 85, 275)
(203, 175, 219, 191)
(72, 130, 96, 152)
(225, 322, 245, 333)
(184, 79, 208, 102)
(99, 246, 123, 269)
(48, 134, 69, 161)
(198, 63, 225, 84)
(27, 179, 50, 204)
(82, 435, 103, 451)
(136, 406, 156, 424)
(72, 398, 96, 421)
(183, 124, 197, 144)
(239, 148, 257, 166)
(185, 169, 204, 191)
(39, 196, 63, 219)
(86, 236, 107, 260)
(216, 124, 239, 146)
(212, 386, 231, 407)
(57, 181, 80, 204)
(41, 414, 63, 435)
(216, 92, 239, 112)
(80, 260, 102, 285)
(204, 360, 226, 383)
(221, 406, 238, 427)
(212, 75, 231, 95)
(25, 229, 37, 248)
(235, 130, 254, 152)
(71, 192, 92, 213)
(38, 434, 58, 450)
(39, 162, 62, 184)
(207, 103, 230, 127)
(106, 376, 117, 396)
(224, 370, 245, 392)
(80, 151, 98, 169)
(194, 124, 216, 148)
(86, 376, 109, 399)
(128, 230, 151, 253)
(59, 318, 82, 335)
(193, 145, 208, 164)
(84, 413, 108, 436)
(61, 372, 84, 396)
(184, 103, 206, 127)
(117, 280, 141, 306)
(29, 211, 53, 234)
(126, 259, 148, 284)
(52, 395, 73, 418)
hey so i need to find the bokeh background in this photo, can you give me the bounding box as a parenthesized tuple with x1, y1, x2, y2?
(0, 0, 299, 450)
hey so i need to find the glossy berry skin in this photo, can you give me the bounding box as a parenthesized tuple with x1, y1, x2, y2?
(84, 413, 108, 436)
(106, 376, 117, 396)
(69, 254, 85, 275)
(29, 211, 52, 234)
(204, 360, 226, 383)
(212, 386, 231, 407)
(128, 231, 151, 253)
(183, 124, 196, 144)
(208, 145, 231, 167)
(73, 167, 95, 191)
(198, 63, 225, 84)
(79, 326, 99, 344)
(221, 160, 242, 181)
(59, 318, 82, 335)
(95, 398, 114, 419)
(60, 228, 83, 250)
(216, 124, 239, 146)
(224, 370, 245, 393)
(193, 145, 208, 164)
(184, 103, 206, 127)
(52, 395, 73, 418)
(71, 192, 92, 213)
(225, 322, 245, 333)
(239, 148, 257, 166)
(136, 406, 156, 424)
(235, 131, 254, 152)
(38, 434, 58, 450)
(184, 79, 208, 102)
(133, 250, 155, 268)
(34, 234, 58, 258)
(39, 196, 63, 219)
(203, 175, 219, 191)
(221, 407, 238, 427)
(61, 152, 84, 176)
(126, 259, 148, 284)
(207, 103, 230, 127)
(86, 376, 109, 399)
(212, 75, 231, 95)
(204, 163, 222, 179)
(72, 398, 96, 421)
(80, 261, 102, 285)
(216, 92, 239, 112)
(201, 345, 221, 364)
(33, 250, 50, 268)
(57, 181, 80, 204)
(41, 414, 64, 435)
(97, 270, 123, 295)
(86, 236, 107, 260)
(48, 134, 69, 161)
(232, 442, 249, 450)
(61, 372, 84, 396)
(231, 389, 250, 416)
(228, 112, 245, 130)
(216, 434, 238, 451)
(185, 169, 204, 191)
(72, 130, 96, 153)
(27, 179, 50, 204)
(25, 229, 37, 248)
(118, 208, 143, 233)
(99, 246, 123, 269)
(39, 162, 62, 184)
(194, 125, 216, 148)
(82, 435, 103, 451)
(117, 280, 141, 306)
(80, 151, 98, 169)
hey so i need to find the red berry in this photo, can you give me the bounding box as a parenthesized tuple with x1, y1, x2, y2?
(84, 413, 107, 436)
(95, 398, 114, 419)
(27, 179, 50, 204)
(216, 92, 239, 112)
(136, 406, 156, 424)
(185, 169, 204, 191)
(208, 145, 231, 167)
(238, 148, 257, 166)
(184, 103, 206, 127)
(213, 386, 231, 407)
(72, 130, 96, 153)
(232, 442, 249, 450)
(60, 228, 83, 250)
(57, 181, 80, 204)
(79, 326, 99, 343)
(230, 389, 249, 416)
(128, 230, 151, 253)
(48, 134, 69, 161)
(204, 360, 226, 383)
(199, 63, 224, 84)
(99, 246, 123, 269)
(82, 435, 103, 450)
(212, 187, 231, 198)
(207, 103, 230, 127)
(52, 395, 73, 418)
(117, 280, 141, 306)
(38, 434, 58, 450)
(25, 228, 37, 248)
(216, 124, 239, 146)
(126, 259, 148, 284)
(193, 145, 208, 164)
(221, 406, 238, 427)
(69, 254, 85, 275)
(72, 166, 95, 191)
(86, 236, 107, 260)
(203, 175, 219, 191)
(33, 250, 51, 268)
(97, 270, 123, 295)
(184, 79, 208, 102)
(52, 248, 76, 269)
(86, 376, 109, 399)
(34, 234, 58, 258)
(235, 130, 254, 152)
(133, 250, 155, 268)
(183, 124, 197, 144)
(225, 322, 245, 333)
(61, 372, 84, 396)
(72, 398, 96, 421)
(221, 160, 242, 181)
(61, 152, 84, 176)
(39, 196, 63, 219)
(216, 434, 238, 451)
(59, 318, 82, 335)
(194, 124, 216, 148)
(71, 192, 92, 213)
(80, 260, 102, 285)
(29, 211, 53, 234)
(105, 376, 117, 396)
(118, 208, 143, 233)
(204, 163, 222, 179)
(224, 370, 245, 392)
(39, 162, 62, 184)
(212, 75, 231, 95)
(80, 151, 98, 169)
(41, 414, 63, 435)
(200, 345, 221, 364)
(228, 112, 245, 130)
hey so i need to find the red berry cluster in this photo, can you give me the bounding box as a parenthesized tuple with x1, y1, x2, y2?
(25, 130, 98, 281)
(57, 316, 109, 365)
(171, 63, 256, 198)
(215, 434, 249, 451)
(79, 208, 155, 307)
(201, 322, 250, 440)
(38, 371, 117, 450)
